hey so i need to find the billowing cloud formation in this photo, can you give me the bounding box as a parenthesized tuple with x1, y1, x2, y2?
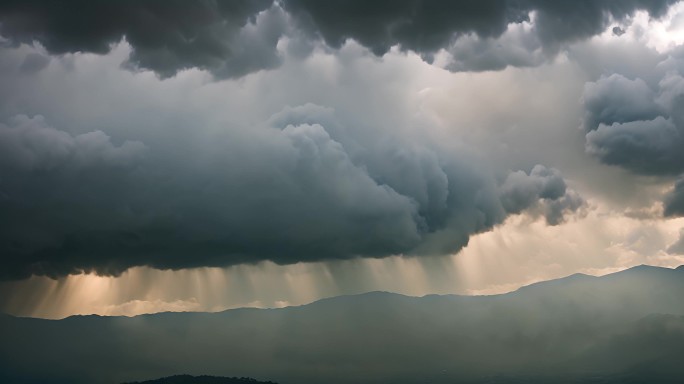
(582, 74, 663, 134)
(0, 0, 281, 78)
(282, 0, 521, 56)
(284, 0, 676, 70)
(0, 115, 146, 172)
(0, 0, 677, 78)
(0, 116, 148, 278)
(583, 73, 684, 176)
(665, 177, 684, 217)
(500, 165, 584, 225)
(580, 51, 684, 218)
(444, 20, 546, 72)
(0, 103, 581, 280)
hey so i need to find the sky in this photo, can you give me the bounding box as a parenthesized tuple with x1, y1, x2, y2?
(2, 0, 684, 318)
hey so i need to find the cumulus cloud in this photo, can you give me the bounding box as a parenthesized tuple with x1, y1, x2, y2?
(582, 74, 663, 133)
(0, 0, 678, 78)
(0, 115, 146, 172)
(0, 103, 582, 280)
(500, 165, 584, 225)
(580, 55, 684, 217)
(664, 177, 684, 216)
(444, 20, 546, 72)
(581, 67, 684, 176)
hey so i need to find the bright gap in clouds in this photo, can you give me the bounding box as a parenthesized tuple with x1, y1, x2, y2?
(588, 2, 684, 53)
(635, 2, 684, 52)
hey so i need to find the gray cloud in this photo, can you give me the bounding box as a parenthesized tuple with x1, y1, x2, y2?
(0, 102, 582, 280)
(18, 52, 49, 74)
(581, 67, 684, 175)
(444, 22, 546, 72)
(283, 0, 677, 71)
(581, 60, 684, 216)
(0, 9, 604, 282)
(585, 116, 684, 175)
(0, 115, 146, 172)
(500, 165, 584, 225)
(664, 177, 684, 217)
(281, 0, 523, 57)
(582, 74, 663, 133)
(0, 0, 280, 79)
(0, 116, 148, 278)
(0, 1, 678, 78)
(500, 166, 567, 212)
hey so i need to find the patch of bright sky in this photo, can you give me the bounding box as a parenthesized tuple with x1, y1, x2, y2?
(607, 2, 684, 52)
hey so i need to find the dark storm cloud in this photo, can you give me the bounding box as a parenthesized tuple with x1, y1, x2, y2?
(0, 115, 148, 278)
(582, 70, 684, 176)
(281, 0, 523, 57)
(0, 104, 582, 280)
(0, 0, 280, 79)
(585, 116, 684, 175)
(580, 56, 684, 217)
(0, 0, 678, 77)
(582, 74, 663, 134)
(283, 0, 676, 53)
(283, 0, 677, 70)
(664, 177, 684, 217)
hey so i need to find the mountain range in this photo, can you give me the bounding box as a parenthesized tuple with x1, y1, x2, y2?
(1, 265, 683, 383)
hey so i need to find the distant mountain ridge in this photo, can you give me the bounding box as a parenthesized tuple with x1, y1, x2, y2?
(2, 265, 684, 384)
(123, 374, 278, 384)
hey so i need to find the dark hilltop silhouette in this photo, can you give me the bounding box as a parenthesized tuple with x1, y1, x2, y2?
(123, 375, 278, 384)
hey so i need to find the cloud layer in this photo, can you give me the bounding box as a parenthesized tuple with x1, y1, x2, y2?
(0, 102, 581, 280)
(0, 0, 280, 78)
(0, 0, 677, 77)
(3, 1, 683, 282)
(500, 165, 584, 225)
(583, 72, 684, 176)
